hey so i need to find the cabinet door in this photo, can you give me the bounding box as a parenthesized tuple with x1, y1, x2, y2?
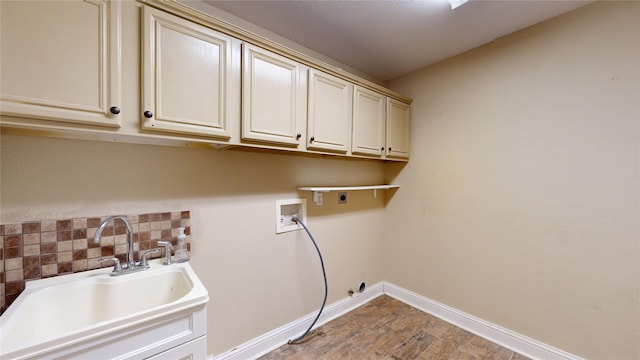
(242, 43, 306, 148)
(146, 336, 207, 360)
(386, 98, 410, 159)
(307, 69, 352, 153)
(0, 0, 121, 127)
(351, 86, 385, 157)
(142, 6, 239, 140)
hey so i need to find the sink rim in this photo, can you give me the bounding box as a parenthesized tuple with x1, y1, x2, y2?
(0, 260, 209, 360)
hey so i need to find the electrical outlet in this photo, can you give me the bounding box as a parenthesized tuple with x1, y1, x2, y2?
(338, 192, 347, 204)
(276, 199, 307, 234)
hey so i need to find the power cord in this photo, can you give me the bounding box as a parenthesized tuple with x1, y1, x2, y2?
(288, 216, 328, 344)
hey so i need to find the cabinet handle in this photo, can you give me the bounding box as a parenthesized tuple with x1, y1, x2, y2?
(310, 136, 315, 142)
(296, 133, 302, 140)
(381, 147, 385, 151)
(388, 147, 392, 151)
(143, 111, 153, 118)
(109, 106, 120, 115)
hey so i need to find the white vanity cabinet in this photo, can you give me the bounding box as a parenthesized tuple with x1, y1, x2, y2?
(351, 86, 386, 157)
(385, 98, 411, 159)
(146, 336, 207, 360)
(242, 43, 307, 149)
(0, 0, 121, 127)
(141, 6, 240, 140)
(307, 69, 353, 154)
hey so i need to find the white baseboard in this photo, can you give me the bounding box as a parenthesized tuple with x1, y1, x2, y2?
(383, 282, 584, 360)
(210, 282, 384, 360)
(211, 281, 583, 360)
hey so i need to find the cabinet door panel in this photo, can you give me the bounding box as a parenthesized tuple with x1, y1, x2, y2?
(307, 69, 352, 153)
(146, 336, 207, 360)
(142, 6, 238, 139)
(386, 98, 410, 159)
(352, 86, 385, 157)
(242, 44, 305, 147)
(0, 0, 121, 126)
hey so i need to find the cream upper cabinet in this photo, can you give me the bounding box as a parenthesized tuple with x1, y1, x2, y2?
(141, 6, 240, 140)
(386, 98, 410, 159)
(0, 1, 410, 161)
(307, 69, 352, 153)
(0, 0, 121, 127)
(242, 43, 307, 148)
(351, 86, 386, 157)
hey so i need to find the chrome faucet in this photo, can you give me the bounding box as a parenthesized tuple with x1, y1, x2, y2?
(157, 241, 173, 265)
(94, 215, 144, 275)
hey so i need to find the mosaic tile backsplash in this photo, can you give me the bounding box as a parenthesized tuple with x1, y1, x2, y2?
(0, 211, 190, 314)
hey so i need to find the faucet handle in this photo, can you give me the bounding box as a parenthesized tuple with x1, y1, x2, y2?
(138, 249, 160, 268)
(157, 241, 173, 265)
(100, 257, 123, 272)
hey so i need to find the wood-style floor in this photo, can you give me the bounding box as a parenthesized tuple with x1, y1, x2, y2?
(259, 295, 531, 360)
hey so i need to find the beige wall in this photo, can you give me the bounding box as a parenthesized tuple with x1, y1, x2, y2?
(0, 134, 387, 355)
(385, 1, 639, 359)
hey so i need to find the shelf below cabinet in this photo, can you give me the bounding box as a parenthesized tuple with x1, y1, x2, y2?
(297, 185, 399, 205)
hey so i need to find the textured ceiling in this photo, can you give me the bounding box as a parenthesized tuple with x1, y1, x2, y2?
(201, 0, 593, 81)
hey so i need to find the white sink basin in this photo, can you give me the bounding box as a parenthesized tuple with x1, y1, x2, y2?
(0, 260, 209, 359)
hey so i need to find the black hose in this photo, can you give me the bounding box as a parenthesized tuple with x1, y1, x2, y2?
(288, 216, 328, 344)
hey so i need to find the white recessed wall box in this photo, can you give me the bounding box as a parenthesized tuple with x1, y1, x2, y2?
(276, 199, 307, 234)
